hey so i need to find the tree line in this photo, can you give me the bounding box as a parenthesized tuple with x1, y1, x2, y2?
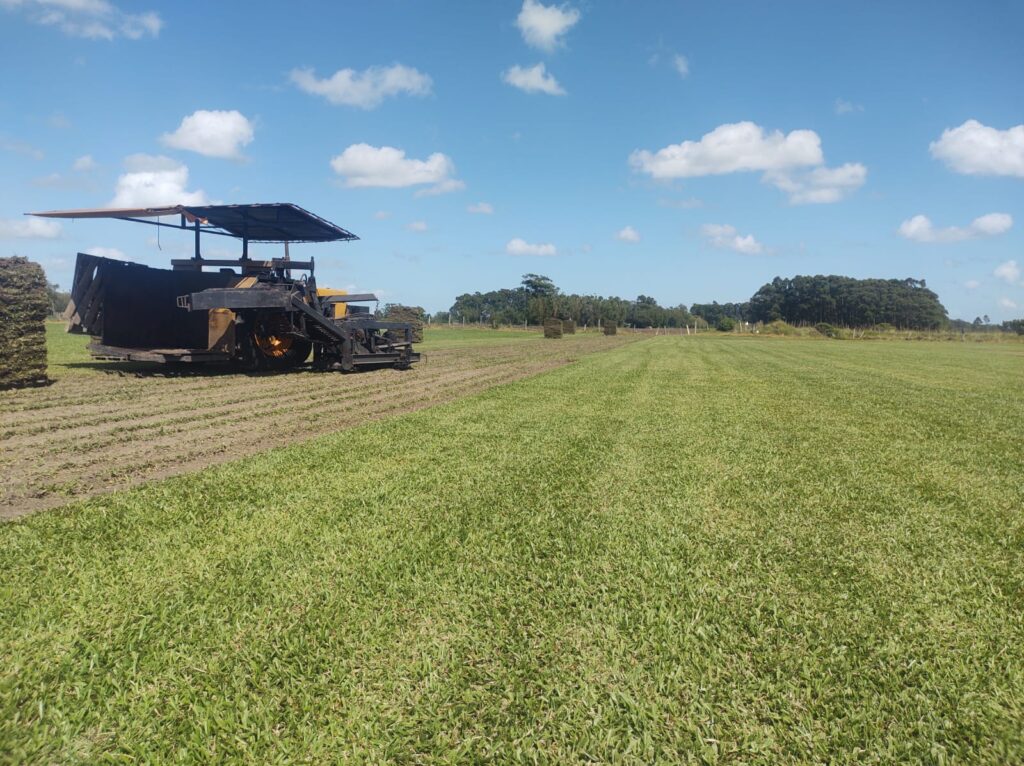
(439, 274, 957, 330)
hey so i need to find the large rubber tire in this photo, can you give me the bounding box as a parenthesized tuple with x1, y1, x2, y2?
(251, 335, 312, 371)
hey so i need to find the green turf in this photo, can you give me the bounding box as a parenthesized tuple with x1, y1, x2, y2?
(418, 325, 540, 350)
(3, 337, 1023, 763)
(44, 321, 91, 377)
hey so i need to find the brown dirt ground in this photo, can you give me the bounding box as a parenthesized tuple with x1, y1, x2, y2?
(0, 334, 633, 519)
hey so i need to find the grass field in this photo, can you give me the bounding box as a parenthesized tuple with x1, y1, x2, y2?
(1, 324, 630, 517)
(2, 336, 1023, 762)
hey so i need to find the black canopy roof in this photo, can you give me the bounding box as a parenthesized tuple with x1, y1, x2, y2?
(183, 203, 358, 243)
(30, 202, 358, 244)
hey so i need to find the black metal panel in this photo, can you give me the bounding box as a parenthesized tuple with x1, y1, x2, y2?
(186, 288, 294, 310)
(96, 258, 233, 349)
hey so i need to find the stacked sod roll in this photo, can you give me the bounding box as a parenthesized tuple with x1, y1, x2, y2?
(0, 257, 49, 389)
(562, 318, 576, 335)
(543, 318, 563, 339)
(603, 320, 617, 336)
(381, 305, 425, 343)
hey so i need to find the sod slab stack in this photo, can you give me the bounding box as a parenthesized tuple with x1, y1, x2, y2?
(562, 319, 576, 335)
(382, 305, 425, 343)
(603, 320, 617, 336)
(0, 257, 49, 389)
(544, 318, 563, 339)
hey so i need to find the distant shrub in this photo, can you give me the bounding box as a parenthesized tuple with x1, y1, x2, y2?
(763, 320, 796, 335)
(716, 317, 737, 332)
(873, 322, 895, 332)
(815, 322, 840, 338)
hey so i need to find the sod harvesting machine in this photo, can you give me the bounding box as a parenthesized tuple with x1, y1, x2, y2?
(30, 203, 420, 371)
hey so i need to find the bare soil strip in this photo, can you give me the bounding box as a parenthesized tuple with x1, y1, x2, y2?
(0, 335, 631, 519)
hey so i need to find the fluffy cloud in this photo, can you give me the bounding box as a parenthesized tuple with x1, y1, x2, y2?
(405, 221, 428, 232)
(290, 64, 432, 109)
(700, 223, 764, 255)
(516, 0, 580, 51)
(330, 144, 462, 194)
(998, 297, 1018, 310)
(631, 122, 823, 179)
(72, 154, 97, 171)
(1, 0, 161, 39)
(83, 246, 126, 260)
(994, 260, 1021, 285)
(930, 120, 1024, 177)
(373, 210, 392, 220)
(898, 213, 1012, 243)
(110, 154, 207, 207)
(506, 238, 557, 256)
(765, 162, 867, 204)
(0, 217, 62, 239)
(616, 225, 640, 242)
(160, 110, 254, 160)
(964, 279, 980, 290)
(673, 54, 689, 78)
(502, 63, 565, 96)
(468, 202, 494, 214)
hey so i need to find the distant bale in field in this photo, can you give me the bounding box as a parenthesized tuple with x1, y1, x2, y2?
(0, 257, 49, 389)
(561, 319, 576, 335)
(602, 320, 617, 336)
(380, 304, 425, 342)
(544, 318, 563, 339)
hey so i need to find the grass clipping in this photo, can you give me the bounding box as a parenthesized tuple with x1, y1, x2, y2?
(603, 320, 617, 336)
(544, 318, 563, 339)
(0, 257, 49, 389)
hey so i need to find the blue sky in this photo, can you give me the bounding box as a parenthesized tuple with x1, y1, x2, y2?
(1, 0, 1022, 320)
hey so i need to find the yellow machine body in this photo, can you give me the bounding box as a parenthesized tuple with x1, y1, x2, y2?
(316, 287, 349, 318)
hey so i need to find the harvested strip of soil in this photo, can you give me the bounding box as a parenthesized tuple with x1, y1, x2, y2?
(0, 334, 634, 519)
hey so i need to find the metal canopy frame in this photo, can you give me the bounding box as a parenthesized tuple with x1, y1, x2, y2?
(28, 203, 358, 269)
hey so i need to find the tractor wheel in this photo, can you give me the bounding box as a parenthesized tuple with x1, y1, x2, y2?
(250, 332, 312, 370)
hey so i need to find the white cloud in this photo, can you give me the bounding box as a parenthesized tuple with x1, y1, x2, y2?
(373, 210, 392, 220)
(160, 110, 254, 160)
(994, 260, 1021, 285)
(516, 0, 580, 51)
(83, 246, 126, 260)
(414, 178, 466, 197)
(765, 162, 867, 204)
(506, 238, 557, 256)
(631, 121, 824, 179)
(0, 217, 62, 239)
(405, 221, 428, 232)
(835, 98, 863, 115)
(0, 135, 44, 160)
(673, 54, 689, 78)
(616, 225, 640, 242)
(930, 120, 1024, 177)
(700, 223, 764, 255)
(964, 279, 981, 290)
(2, 0, 162, 39)
(468, 202, 494, 214)
(502, 63, 565, 96)
(72, 154, 97, 171)
(658, 197, 704, 209)
(898, 213, 1013, 243)
(998, 297, 1018, 310)
(110, 154, 207, 207)
(290, 64, 432, 109)
(330, 144, 462, 194)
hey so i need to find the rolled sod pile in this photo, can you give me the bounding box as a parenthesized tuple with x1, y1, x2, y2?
(562, 319, 576, 335)
(544, 318, 563, 339)
(382, 305, 425, 343)
(0, 257, 49, 389)
(603, 320, 618, 336)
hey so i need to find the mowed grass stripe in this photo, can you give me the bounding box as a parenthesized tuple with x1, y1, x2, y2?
(1, 336, 1022, 762)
